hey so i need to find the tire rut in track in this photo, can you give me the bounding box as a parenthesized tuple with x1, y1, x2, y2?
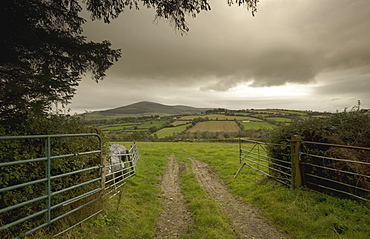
(154, 154, 192, 238)
(190, 158, 287, 239)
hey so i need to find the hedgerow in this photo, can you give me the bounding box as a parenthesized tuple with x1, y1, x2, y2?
(0, 113, 105, 238)
(266, 111, 370, 199)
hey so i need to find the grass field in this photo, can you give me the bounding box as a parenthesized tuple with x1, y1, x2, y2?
(137, 120, 170, 129)
(179, 114, 261, 121)
(266, 117, 292, 123)
(250, 113, 270, 118)
(67, 142, 370, 239)
(98, 120, 169, 131)
(241, 121, 275, 130)
(99, 123, 137, 131)
(188, 121, 240, 133)
(266, 109, 308, 115)
(171, 120, 191, 126)
(154, 123, 191, 138)
(250, 109, 308, 116)
(81, 112, 173, 120)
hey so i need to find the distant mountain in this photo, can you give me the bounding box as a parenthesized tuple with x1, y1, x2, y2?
(93, 101, 212, 115)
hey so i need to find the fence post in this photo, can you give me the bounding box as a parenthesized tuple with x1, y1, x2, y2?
(239, 138, 242, 164)
(127, 149, 134, 176)
(290, 135, 302, 189)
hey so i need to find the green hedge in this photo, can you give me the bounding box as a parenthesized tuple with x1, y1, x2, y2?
(0, 113, 106, 238)
(266, 112, 370, 199)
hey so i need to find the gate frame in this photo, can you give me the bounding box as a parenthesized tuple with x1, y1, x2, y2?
(0, 133, 103, 238)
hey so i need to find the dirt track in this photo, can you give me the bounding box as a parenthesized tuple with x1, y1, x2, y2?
(154, 155, 287, 239)
(154, 154, 192, 238)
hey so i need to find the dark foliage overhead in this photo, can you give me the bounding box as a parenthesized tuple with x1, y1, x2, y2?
(0, 0, 121, 120)
(0, 0, 258, 123)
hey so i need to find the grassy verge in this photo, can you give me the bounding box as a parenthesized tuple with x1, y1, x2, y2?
(66, 142, 369, 239)
(66, 142, 169, 238)
(177, 142, 370, 239)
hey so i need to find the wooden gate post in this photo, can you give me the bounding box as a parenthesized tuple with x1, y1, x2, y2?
(290, 135, 303, 189)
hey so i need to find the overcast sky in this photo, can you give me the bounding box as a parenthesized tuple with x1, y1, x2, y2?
(69, 0, 370, 113)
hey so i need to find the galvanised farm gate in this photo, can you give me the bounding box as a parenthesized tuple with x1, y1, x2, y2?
(237, 136, 370, 202)
(0, 134, 139, 238)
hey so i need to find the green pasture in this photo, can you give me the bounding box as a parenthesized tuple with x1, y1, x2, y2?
(251, 109, 307, 116)
(179, 114, 261, 122)
(98, 120, 169, 131)
(266, 117, 292, 123)
(250, 113, 270, 118)
(241, 121, 275, 130)
(69, 142, 370, 239)
(267, 109, 308, 115)
(98, 123, 137, 131)
(171, 120, 191, 126)
(234, 112, 251, 116)
(81, 112, 172, 120)
(154, 123, 191, 138)
(137, 120, 170, 129)
(188, 121, 240, 133)
(298, 115, 309, 120)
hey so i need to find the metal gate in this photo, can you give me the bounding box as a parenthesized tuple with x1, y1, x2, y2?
(235, 138, 292, 186)
(105, 143, 139, 198)
(236, 137, 370, 201)
(0, 134, 103, 238)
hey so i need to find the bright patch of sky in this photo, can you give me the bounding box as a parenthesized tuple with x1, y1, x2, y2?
(69, 0, 370, 113)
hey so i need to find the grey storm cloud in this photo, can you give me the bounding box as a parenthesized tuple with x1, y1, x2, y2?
(82, 0, 370, 90)
(71, 0, 370, 113)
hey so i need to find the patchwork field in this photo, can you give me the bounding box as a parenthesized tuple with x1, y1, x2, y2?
(266, 117, 292, 123)
(241, 121, 275, 130)
(99, 123, 137, 131)
(188, 121, 240, 133)
(88, 107, 329, 141)
(170, 120, 191, 126)
(179, 114, 261, 122)
(137, 120, 170, 129)
(154, 123, 192, 138)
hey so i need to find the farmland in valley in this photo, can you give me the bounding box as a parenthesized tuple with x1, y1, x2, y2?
(241, 121, 275, 130)
(170, 121, 190, 126)
(80, 101, 329, 141)
(188, 121, 240, 133)
(155, 123, 192, 138)
(179, 114, 261, 122)
(137, 120, 171, 129)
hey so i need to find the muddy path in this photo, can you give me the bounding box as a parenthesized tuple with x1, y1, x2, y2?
(154, 155, 287, 239)
(154, 154, 192, 238)
(191, 158, 286, 239)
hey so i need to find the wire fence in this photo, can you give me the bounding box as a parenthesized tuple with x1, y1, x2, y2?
(236, 139, 292, 186)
